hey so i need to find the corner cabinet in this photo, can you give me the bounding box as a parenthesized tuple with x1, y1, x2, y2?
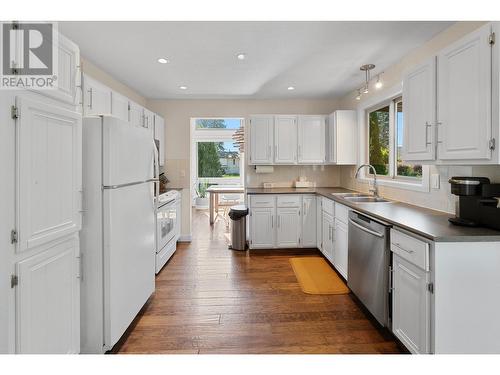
(401, 22, 498, 164)
(327, 110, 357, 165)
(297, 115, 325, 164)
(249, 116, 274, 165)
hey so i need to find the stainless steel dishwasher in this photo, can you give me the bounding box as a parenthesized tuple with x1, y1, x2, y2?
(348, 210, 391, 327)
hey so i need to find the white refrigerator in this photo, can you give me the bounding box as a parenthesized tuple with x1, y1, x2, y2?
(80, 116, 156, 353)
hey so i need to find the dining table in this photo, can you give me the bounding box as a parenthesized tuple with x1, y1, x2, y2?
(206, 184, 245, 225)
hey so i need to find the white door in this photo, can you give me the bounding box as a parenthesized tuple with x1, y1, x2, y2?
(103, 182, 155, 349)
(334, 218, 348, 280)
(83, 75, 112, 116)
(276, 207, 300, 248)
(301, 196, 316, 247)
(129, 101, 144, 128)
(111, 91, 130, 122)
(392, 254, 431, 354)
(298, 115, 325, 164)
(154, 115, 165, 166)
(402, 57, 437, 161)
(15, 96, 82, 252)
(437, 24, 493, 161)
(322, 212, 334, 261)
(250, 208, 274, 248)
(274, 115, 297, 164)
(249, 116, 274, 164)
(16, 236, 80, 353)
(102, 117, 155, 186)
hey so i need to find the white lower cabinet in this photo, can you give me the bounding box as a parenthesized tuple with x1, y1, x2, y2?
(249, 207, 275, 248)
(301, 195, 317, 247)
(16, 236, 80, 354)
(392, 254, 431, 354)
(321, 212, 334, 261)
(333, 218, 348, 280)
(276, 207, 300, 248)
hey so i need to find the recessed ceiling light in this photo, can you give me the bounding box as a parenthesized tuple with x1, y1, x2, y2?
(236, 53, 246, 60)
(287, 86, 295, 91)
(179, 86, 187, 90)
(157, 58, 169, 64)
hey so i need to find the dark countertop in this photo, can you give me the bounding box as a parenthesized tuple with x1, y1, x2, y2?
(246, 187, 500, 242)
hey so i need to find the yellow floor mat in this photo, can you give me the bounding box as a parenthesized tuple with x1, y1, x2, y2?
(289, 257, 350, 295)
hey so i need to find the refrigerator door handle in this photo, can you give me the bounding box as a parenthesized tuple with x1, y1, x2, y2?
(103, 179, 158, 190)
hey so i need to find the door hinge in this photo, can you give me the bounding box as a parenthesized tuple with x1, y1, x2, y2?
(427, 282, 434, 294)
(11, 105, 19, 119)
(489, 32, 495, 45)
(489, 138, 496, 151)
(10, 229, 18, 244)
(11, 275, 18, 288)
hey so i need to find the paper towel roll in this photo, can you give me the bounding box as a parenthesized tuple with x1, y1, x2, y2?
(255, 165, 274, 174)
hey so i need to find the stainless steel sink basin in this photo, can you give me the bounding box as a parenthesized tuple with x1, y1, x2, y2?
(344, 196, 391, 203)
(331, 193, 366, 197)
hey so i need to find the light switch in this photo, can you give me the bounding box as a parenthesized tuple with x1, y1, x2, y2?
(431, 173, 440, 189)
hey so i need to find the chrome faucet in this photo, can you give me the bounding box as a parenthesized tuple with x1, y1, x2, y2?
(355, 164, 379, 198)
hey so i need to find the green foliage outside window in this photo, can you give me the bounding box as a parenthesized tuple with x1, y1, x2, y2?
(369, 106, 390, 175)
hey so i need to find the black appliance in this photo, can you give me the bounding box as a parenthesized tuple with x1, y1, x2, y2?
(449, 177, 500, 230)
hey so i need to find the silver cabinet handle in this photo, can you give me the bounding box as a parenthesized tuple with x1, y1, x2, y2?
(87, 88, 93, 109)
(298, 145, 302, 159)
(436, 121, 443, 144)
(348, 218, 384, 238)
(393, 242, 414, 254)
(271, 216, 274, 228)
(425, 121, 432, 146)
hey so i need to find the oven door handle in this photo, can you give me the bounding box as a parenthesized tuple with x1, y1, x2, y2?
(348, 218, 384, 238)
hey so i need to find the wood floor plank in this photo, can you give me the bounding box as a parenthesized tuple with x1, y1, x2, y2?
(112, 209, 404, 354)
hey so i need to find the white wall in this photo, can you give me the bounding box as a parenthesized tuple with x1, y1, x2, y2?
(146, 99, 340, 237)
(337, 21, 500, 213)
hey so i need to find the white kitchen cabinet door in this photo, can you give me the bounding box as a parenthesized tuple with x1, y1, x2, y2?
(129, 101, 145, 128)
(83, 74, 111, 116)
(437, 23, 493, 161)
(392, 254, 431, 354)
(298, 115, 325, 164)
(321, 212, 334, 261)
(274, 115, 297, 164)
(301, 196, 316, 247)
(327, 111, 357, 164)
(249, 116, 274, 164)
(250, 208, 275, 248)
(276, 207, 300, 248)
(144, 109, 155, 133)
(111, 91, 130, 122)
(316, 198, 322, 250)
(15, 96, 82, 253)
(402, 57, 437, 161)
(154, 115, 165, 166)
(16, 236, 80, 353)
(333, 218, 348, 280)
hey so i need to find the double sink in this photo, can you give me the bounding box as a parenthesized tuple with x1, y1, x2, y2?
(332, 192, 391, 203)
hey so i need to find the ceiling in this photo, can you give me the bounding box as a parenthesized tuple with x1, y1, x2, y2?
(59, 21, 453, 100)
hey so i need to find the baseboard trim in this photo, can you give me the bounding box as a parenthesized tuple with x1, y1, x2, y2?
(178, 235, 192, 242)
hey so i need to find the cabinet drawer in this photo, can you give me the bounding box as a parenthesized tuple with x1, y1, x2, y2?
(322, 197, 334, 216)
(277, 195, 301, 207)
(391, 229, 429, 271)
(334, 202, 349, 224)
(249, 195, 275, 208)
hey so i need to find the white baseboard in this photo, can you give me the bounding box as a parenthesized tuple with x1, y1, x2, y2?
(178, 234, 192, 242)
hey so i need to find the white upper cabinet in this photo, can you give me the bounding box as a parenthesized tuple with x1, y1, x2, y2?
(327, 110, 357, 164)
(15, 96, 82, 252)
(111, 91, 130, 122)
(297, 115, 325, 164)
(83, 74, 111, 116)
(129, 101, 144, 128)
(143, 108, 155, 133)
(154, 114, 165, 166)
(274, 115, 297, 164)
(249, 116, 274, 164)
(402, 57, 437, 161)
(437, 23, 493, 161)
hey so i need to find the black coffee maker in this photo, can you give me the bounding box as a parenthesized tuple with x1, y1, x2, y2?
(449, 177, 500, 230)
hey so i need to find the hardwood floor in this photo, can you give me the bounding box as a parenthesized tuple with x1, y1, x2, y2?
(112, 209, 404, 354)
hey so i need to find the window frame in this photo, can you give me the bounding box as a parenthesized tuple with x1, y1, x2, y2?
(357, 84, 430, 192)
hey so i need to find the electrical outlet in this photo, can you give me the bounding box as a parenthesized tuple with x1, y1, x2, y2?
(431, 173, 440, 189)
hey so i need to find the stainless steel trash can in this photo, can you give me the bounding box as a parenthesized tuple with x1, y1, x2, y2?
(228, 205, 249, 250)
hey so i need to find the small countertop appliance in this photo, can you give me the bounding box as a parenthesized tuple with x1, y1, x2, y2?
(449, 177, 500, 230)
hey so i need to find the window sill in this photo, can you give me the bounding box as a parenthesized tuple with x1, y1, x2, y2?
(357, 175, 430, 193)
